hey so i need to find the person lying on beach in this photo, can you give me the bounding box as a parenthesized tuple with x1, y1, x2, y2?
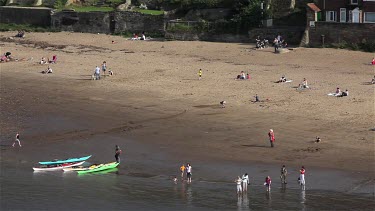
(42, 66, 53, 74)
(40, 57, 47, 64)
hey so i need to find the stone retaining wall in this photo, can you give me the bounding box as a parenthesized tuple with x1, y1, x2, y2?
(308, 22, 375, 46)
(0, 6, 52, 26)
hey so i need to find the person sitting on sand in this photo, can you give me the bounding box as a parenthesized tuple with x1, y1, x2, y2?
(40, 57, 47, 64)
(246, 73, 250, 80)
(42, 66, 53, 74)
(108, 70, 114, 76)
(278, 76, 287, 83)
(372, 57, 375, 65)
(15, 30, 25, 38)
(315, 136, 321, 143)
(254, 94, 260, 102)
(371, 76, 375, 84)
(49, 55, 57, 64)
(131, 33, 139, 40)
(0, 54, 8, 62)
(335, 87, 341, 95)
(140, 32, 146, 41)
(236, 71, 246, 80)
(302, 78, 308, 88)
(340, 89, 349, 97)
(220, 101, 226, 108)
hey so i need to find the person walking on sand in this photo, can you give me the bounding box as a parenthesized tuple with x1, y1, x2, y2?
(180, 164, 186, 179)
(242, 173, 249, 192)
(115, 145, 122, 163)
(299, 166, 306, 189)
(186, 163, 192, 183)
(235, 176, 243, 195)
(198, 69, 202, 80)
(280, 165, 287, 184)
(12, 133, 21, 147)
(268, 129, 275, 147)
(264, 176, 271, 192)
(94, 66, 101, 80)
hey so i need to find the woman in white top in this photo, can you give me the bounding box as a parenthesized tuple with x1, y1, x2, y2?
(242, 173, 249, 192)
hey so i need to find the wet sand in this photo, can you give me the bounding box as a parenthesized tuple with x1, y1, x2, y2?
(0, 32, 374, 198)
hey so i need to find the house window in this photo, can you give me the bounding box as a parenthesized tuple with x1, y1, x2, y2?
(326, 11, 337, 22)
(364, 12, 375, 23)
(351, 0, 358, 4)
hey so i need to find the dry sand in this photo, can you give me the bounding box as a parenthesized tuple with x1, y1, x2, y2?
(0, 32, 374, 174)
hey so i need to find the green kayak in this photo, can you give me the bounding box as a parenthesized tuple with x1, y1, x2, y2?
(77, 162, 119, 174)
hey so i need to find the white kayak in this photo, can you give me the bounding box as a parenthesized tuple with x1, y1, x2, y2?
(33, 161, 85, 171)
(63, 164, 102, 172)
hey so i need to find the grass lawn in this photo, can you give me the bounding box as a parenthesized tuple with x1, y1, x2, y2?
(133, 9, 164, 15)
(60, 6, 114, 12)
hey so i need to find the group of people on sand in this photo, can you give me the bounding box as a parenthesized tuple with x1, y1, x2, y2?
(40, 55, 57, 65)
(131, 31, 148, 41)
(235, 165, 306, 195)
(93, 61, 113, 80)
(273, 34, 288, 52)
(236, 71, 251, 80)
(175, 163, 192, 184)
(335, 87, 349, 97)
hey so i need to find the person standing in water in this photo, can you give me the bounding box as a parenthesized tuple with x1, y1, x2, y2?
(198, 69, 202, 80)
(268, 129, 275, 147)
(180, 164, 186, 179)
(235, 176, 243, 195)
(242, 173, 249, 192)
(12, 133, 21, 147)
(115, 145, 122, 163)
(186, 163, 192, 183)
(265, 176, 271, 192)
(299, 166, 306, 189)
(280, 165, 287, 184)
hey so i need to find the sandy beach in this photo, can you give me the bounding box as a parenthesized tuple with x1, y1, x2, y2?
(0, 31, 374, 175)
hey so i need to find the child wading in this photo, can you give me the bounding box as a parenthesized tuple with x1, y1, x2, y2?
(12, 133, 21, 147)
(180, 164, 186, 179)
(115, 145, 122, 163)
(299, 166, 306, 189)
(264, 176, 271, 191)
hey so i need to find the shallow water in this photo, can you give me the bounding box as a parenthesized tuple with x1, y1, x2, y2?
(1, 160, 374, 211)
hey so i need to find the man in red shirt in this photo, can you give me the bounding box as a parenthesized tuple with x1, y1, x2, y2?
(268, 129, 275, 147)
